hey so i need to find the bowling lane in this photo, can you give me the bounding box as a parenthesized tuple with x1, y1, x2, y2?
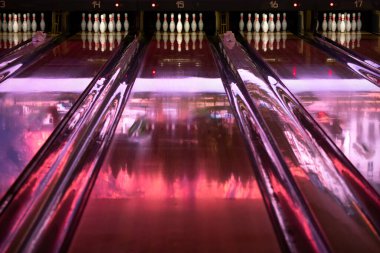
(321, 32, 380, 69)
(0, 33, 124, 198)
(245, 32, 380, 193)
(0, 32, 34, 54)
(68, 33, 281, 253)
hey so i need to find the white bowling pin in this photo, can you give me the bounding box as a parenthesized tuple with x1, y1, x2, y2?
(111, 13, 115, 29)
(184, 13, 190, 33)
(13, 14, 19, 33)
(282, 13, 287, 31)
(31, 13, 37, 32)
(163, 13, 168, 32)
(247, 13, 252, 32)
(108, 14, 114, 33)
(357, 12, 362, 31)
(156, 13, 161, 31)
(328, 13, 332, 31)
(176, 14, 183, 33)
(337, 13, 341, 31)
(254, 13, 260, 33)
(93, 14, 100, 33)
(18, 14, 22, 29)
(169, 13, 175, 32)
(27, 13, 31, 31)
(269, 13, 275, 32)
(40, 13, 45, 31)
(275, 13, 281, 32)
(346, 14, 351, 32)
(22, 14, 27, 32)
(124, 13, 129, 32)
(322, 13, 327, 32)
(100, 14, 106, 33)
(2, 14, 7, 32)
(81, 13, 86, 31)
(331, 14, 337, 32)
(261, 14, 268, 33)
(340, 14, 345, 33)
(351, 13, 357, 31)
(239, 13, 244, 31)
(116, 13, 122, 32)
(87, 13, 93, 32)
(191, 13, 197, 32)
(198, 13, 204, 31)
(8, 14, 13, 32)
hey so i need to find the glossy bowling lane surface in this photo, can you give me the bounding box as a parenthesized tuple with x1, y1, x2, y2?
(0, 33, 121, 198)
(0, 32, 34, 54)
(247, 32, 380, 193)
(321, 32, 380, 68)
(69, 34, 281, 253)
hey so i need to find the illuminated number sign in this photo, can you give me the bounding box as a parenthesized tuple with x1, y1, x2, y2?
(0, 1, 5, 8)
(354, 0, 363, 8)
(92, 0, 101, 9)
(176, 1, 185, 9)
(269, 1, 279, 9)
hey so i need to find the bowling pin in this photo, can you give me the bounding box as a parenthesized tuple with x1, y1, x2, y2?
(156, 13, 161, 32)
(198, 13, 204, 32)
(2, 14, 7, 32)
(346, 14, 351, 32)
(351, 13, 357, 32)
(99, 14, 106, 33)
(239, 13, 244, 31)
(116, 13, 122, 32)
(163, 13, 168, 32)
(331, 14, 336, 32)
(40, 13, 45, 31)
(13, 14, 18, 33)
(275, 13, 281, 32)
(184, 13, 190, 33)
(22, 14, 27, 32)
(337, 13, 341, 31)
(254, 13, 260, 33)
(93, 14, 100, 33)
(322, 13, 327, 32)
(81, 13, 86, 31)
(169, 13, 175, 33)
(124, 13, 129, 32)
(191, 13, 197, 32)
(247, 13, 252, 32)
(32, 14, 37, 32)
(357, 12, 362, 31)
(18, 14, 21, 30)
(108, 14, 114, 33)
(282, 13, 287, 31)
(87, 13, 93, 32)
(111, 14, 115, 30)
(176, 14, 183, 33)
(328, 13, 332, 31)
(27, 13, 31, 32)
(269, 13, 275, 32)
(261, 14, 268, 33)
(8, 14, 13, 32)
(339, 14, 345, 33)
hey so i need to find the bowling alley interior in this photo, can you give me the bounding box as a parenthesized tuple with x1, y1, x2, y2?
(0, 0, 379, 252)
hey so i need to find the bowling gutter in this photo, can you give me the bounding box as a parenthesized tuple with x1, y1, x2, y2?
(217, 32, 380, 252)
(0, 34, 143, 253)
